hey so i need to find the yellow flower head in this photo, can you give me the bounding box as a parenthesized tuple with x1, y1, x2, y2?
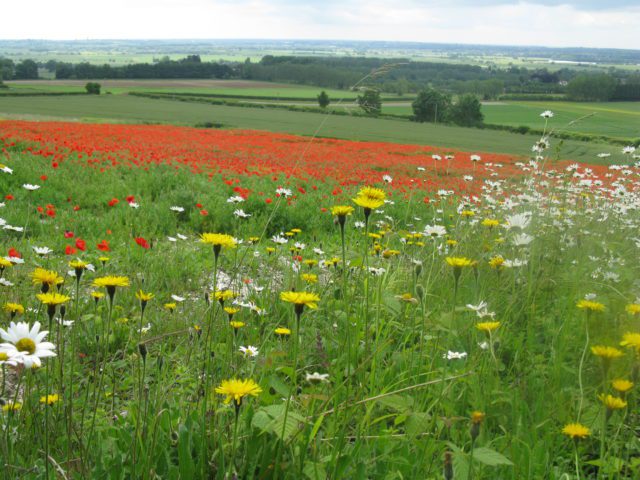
(0, 257, 13, 269)
(164, 302, 177, 311)
(31, 268, 64, 287)
(214, 290, 237, 302)
(562, 423, 590, 440)
(135, 290, 154, 302)
(275, 327, 291, 337)
(598, 394, 627, 410)
(445, 257, 474, 269)
(200, 233, 237, 249)
(353, 186, 386, 211)
(612, 379, 633, 393)
(215, 378, 262, 406)
(576, 299, 605, 312)
(331, 205, 355, 217)
(69, 259, 89, 269)
(280, 291, 320, 310)
(471, 411, 485, 425)
(40, 394, 60, 405)
(36, 293, 71, 306)
(93, 276, 130, 288)
(229, 321, 245, 329)
(3, 303, 25, 315)
(2, 402, 22, 412)
(488, 256, 505, 270)
(91, 291, 105, 300)
(481, 218, 500, 228)
(301, 273, 318, 284)
(291, 228, 302, 234)
(224, 307, 240, 315)
(620, 332, 640, 351)
(476, 321, 501, 333)
(590, 345, 624, 360)
(625, 304, 640, 316)
(382, 249, 401, 259)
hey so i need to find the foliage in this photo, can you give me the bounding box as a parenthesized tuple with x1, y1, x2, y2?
(85, 82, 101, 95)
(411, 88, 452, 123)
(356, 89, 382, 116)
(317, 90, 330, 108)
(449, 94, 484, 127)
(567, 74, 617, 101)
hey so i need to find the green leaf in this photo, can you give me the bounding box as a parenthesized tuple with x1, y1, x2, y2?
(452, 451, 469, 479)
(376, 394, 414, 412)
(251, 404, 307, 441)
(472, 447, 514, 466)
(303, 461, 327, 480)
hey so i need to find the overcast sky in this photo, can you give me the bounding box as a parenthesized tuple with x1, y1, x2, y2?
(2, 0, 639, 49)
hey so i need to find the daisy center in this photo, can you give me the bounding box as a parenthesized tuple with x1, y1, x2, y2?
(16, 338, 36, 355)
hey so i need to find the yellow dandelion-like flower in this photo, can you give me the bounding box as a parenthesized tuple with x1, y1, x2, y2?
(445, 257, 474, 268)
(224, 307, 240, 315)
(291, 228, 302, 234)
(301, 273, 318, 284)
(215, 378, 262, 406)
(3, 303, 24, 315)
(471, 411, 485, 425)
(36, 293, 71, 306)
(353, 186, 386, 211)
(214, 290, 237, 303)
(590, 345, 624, 360)
(229, 321, 245, 329)
(625, 304, 640, 316)
(135, 290, 154, 302)
(460, 210, 475, 217)
(303, 259, 318, 268)
(620, 332, 640, 351)
(0, 257, 13, 269)
(612, 379, 633, 394)
(331, 205, 355, 217)
(481, 219, 500, 228)
(69, 259, 89, 270)
(40, 394, 60, 405)
(576, 299, 605, 312)
(91, 291, 105, 300)
(275, 327, 291, 337)
(200, 233, 237, 249)
(280, 291, 320, 310)
(488, 255, 505, 270)
(164, 302, 177, 312)
(31, 268, 63, 287)
(562, 423, 590, 440)
(2, 402, 22, 412)
(93, 276, 130, 288)
(476, 321, 501, 333)
(382, 249, 401, 259)
(598, 394, 627, 410)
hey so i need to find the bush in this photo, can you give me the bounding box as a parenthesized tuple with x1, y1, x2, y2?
(85, 82, 101, 95)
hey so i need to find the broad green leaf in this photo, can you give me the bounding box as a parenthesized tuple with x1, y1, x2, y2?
(472, 447, 514, 466)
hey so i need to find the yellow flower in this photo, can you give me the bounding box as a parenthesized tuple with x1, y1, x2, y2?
(303, 259, 318, 268)
(612, 379, 633, 394)
(215, 378, 262, 406)
(625, 304, 640, 316)
(353, 186, 386, 211)
(275, 327, 291, 337)
(291, 228, 302, 234)
(3, 303, 24, 315)
(36, 293, 71, 305)
(69, 259, 89, 269)
(476, 321, 501, 333)
(224, 307, 240, 315)
(576, 299, 605, 312)
(598, 394, 627, 410)
(31, 268, 63, 287)
(445, 257, 474, 268)
(229, 321, 245, 329)
(40, 394, 60, 405)
(93, 276, 130, 288)
(0, 257, 13, 269)
(382, 249, 401, 259)
(620, 332, 640, 351)
(98, 256, 110, 264)
(280, 291, 320, 310)
(135, 290, 154, 302)
(301, 273, 318, 284)
(471, 411, 485, 425)
(331, 205, 355, 217)
(488, 255, 505, 270)
(481, 218, 500, 228)
(590, 345, 624, 360)
(91, 291, 105, 300)
(214, 290, 237, 303)
(266, 247, 276, 254)
(460, 210, 475, 217)
(2, 402, 22, 412)
(562, 423, 590, 440)
(200, 233, 237, 249)
(248, 236, 260, 244)
(164, 302, 177, 312)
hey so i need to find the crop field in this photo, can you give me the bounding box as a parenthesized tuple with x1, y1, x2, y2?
(0, 94, 628, 164)
(0, 118, 639, 479)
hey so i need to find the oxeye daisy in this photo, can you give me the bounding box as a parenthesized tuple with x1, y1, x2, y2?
(0, 321, 56, 368)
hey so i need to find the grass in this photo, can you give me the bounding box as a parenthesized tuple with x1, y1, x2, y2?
(0, 120, 639, 479)
(0, 94, 626, 163)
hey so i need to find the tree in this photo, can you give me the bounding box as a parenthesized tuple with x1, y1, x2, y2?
(449, 94, 484, 127)
(357, 89, 381, 116)
(566, 74, 616, 101)
(14, 59, 38, 79)
(85, 82, 101, 95)
(317, 90, 330, 108)
(412, 88, 451, 123)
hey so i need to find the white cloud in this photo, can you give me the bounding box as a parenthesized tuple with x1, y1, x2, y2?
(1, 0, 639, 48)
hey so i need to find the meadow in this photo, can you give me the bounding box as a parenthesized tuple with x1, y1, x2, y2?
(0, 94, 627, 164)
(0, 118, 639, 479)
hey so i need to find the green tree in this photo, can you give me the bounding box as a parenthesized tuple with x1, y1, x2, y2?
(85, 82, 101, 95)
(411, 88, 451, 123)
(14, 59, 38, 79)
(357, 89, 382, 116)
(317, 90, 330, 108)
(566, 74, 616, 101)
(449, 94, 484, 127)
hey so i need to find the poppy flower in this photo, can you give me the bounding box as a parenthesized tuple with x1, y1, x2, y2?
(135, 237, 150, 249)
(97, 240, 110, 252)
(64, 231, 74, 238)
(40, 175, 48, 181)
(199, 209, 208, 216)
(52, 162, 58, 169)
(65, 246, 77, 255)
(126, 195, 135, 203)
(5, 194, 14, 201)
(8, 248, 21, 258)
(75, 238, 86, 251)
(108, 198, 119, 207)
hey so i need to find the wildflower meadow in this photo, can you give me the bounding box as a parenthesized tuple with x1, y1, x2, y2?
(1, 117, 640, 479)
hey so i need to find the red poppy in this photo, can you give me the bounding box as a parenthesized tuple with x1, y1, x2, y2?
(265, 198, 273, 204)
(52, 162, 59, 169)
(5, 194, 14, 201)
(126, 195, 135, 203)
(108, 198, 119, 207)
(75, 238, 87, 251)
(135, 237, 150, 249)
(40, 175, 48, 181)
(199, 209, 208, 216)
(73, 205, 80, 211)
(97, 240, 110, 252)
(65, 245, 77, 255)
(195, 203, 202, 208)
(46, 209, 56, 218)
(37, 206, 45, 214)
(8, 248, 21, 258)
(64, 231, 74, 238)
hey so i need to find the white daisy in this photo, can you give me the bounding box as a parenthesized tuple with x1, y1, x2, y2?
(239, 345, 259, 357)
(0, 321, 56, 368)
(22, 184, 41, 191)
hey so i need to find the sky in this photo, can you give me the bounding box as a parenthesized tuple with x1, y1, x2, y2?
(2, 0, 639, 49)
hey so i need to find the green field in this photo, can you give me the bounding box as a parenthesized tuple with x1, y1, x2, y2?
(0, 94, 625, 162)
